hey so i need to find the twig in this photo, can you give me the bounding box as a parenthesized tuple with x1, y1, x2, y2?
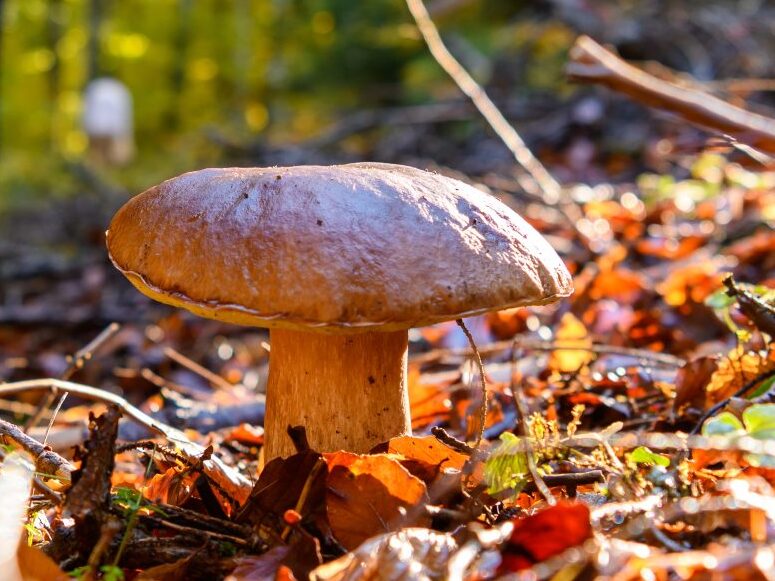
(0, 446, 63, 503)
(456, 319, 488, 450)
(430, 426, 476, 456)
(405, 0, 562, 201)
(0, 379, 252, 503)
(411, 337, 685, 368)
(144, 514, 250, 546)
(510, 345, 555, 506)
(162, 346, 235, 391)
(25, 322, 121, 432)
(520, 470, 604, 495)
(0, 418, 73, 480)
(567, 35, 775, 154)
(63, 322, 122, 381)
(281, 458, 325, 541)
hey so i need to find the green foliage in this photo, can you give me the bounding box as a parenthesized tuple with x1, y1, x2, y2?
(702, 404, 775, 467)
(484, 432, 529, 495)
(100, 565, 125, 581)
(0, 1, 577, 206)
(628, 446, 670, 467)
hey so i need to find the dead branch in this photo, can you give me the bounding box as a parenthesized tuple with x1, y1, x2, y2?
(65, 407, 122, 564)
(0, 417, 73, 480)
(411, 337, 685, 368)
(405, 0, 562, 201)
(25, 322, 122, 433)
(567, 35, 775, 154)
(0, 378, 252, 504)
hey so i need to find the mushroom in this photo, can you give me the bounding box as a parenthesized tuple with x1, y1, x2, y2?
(106, 163, 572, 460)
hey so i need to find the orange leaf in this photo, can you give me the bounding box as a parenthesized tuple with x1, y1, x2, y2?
(706, 347, 775, 403)
(386, 436, 467, 472)
(548, 313, 593, 373)
(408, 365, 452, 429)
(143, 468, 197, 506)
(17, 544, 68, 581)
(323, 452, 430, 550)
(226, 423, 265, 446)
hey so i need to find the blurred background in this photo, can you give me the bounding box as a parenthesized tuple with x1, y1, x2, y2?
(0, 0, 774, 333)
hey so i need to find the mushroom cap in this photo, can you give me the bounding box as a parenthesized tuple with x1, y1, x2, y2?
(107, 163, 573, 332)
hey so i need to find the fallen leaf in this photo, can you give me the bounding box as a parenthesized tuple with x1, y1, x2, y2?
(549, 313, 594, 373)
(324, 452, 431, 550)
(408, 365, 452, 430)
(236, 452, 326, 532)
(674, 356, 720, 413)
(143, 467, 197, 506)
(706, 346, 775, 403)
(387, 436, 467, 471)
(226, 424, 265, 446)
(498, 501, 592, 573)
(309, 528, 456, 581)
(16, 544, 68, 581)
(137, 555, 195, 580)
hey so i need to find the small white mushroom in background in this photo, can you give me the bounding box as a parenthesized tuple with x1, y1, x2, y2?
(82, 78, 134, 166)
(106, 163, 573, 461)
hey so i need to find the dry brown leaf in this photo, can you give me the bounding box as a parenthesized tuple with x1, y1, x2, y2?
(548, 313, 594, 373)
(143, 467, 197, 506)
(309, 528, 456, 581)
(137, 555, 195, 580)
(674, 356, 721, 413)
(707, 346, 775, 403)
(324, 452, 431, 550)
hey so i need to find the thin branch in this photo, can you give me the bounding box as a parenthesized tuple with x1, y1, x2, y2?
(411, 337, 685, 368)
(567, 35, 775, 154)
(0, 379, 252, 503)
(25, 322, 121, 432)
(162, 345, 235, 391)
(0, 418, 73, 480)
(456, 319, 487, 449)
(405, 0, 562, 201)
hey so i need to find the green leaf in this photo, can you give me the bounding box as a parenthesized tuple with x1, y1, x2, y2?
(100, 565, 125, 581)
(68, 566, 91, 579)
(748, 376, 775, 400)
(702, 412, 744, 436)
(629, 446, 670, 467)
(705, 290, 734, 310)
(484, 432, 530, 495)
(743, 404, 775, 440)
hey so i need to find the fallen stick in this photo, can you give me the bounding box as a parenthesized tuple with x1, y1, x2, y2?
(0, 379, 252, 504)
(0, 418, 73, 480)
(567, 35, 775, 154)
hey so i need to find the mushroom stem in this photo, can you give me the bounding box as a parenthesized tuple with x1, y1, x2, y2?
(264, 328, 411, 460)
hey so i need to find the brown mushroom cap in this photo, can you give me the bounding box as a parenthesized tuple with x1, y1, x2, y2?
(107, 162, 572, 331)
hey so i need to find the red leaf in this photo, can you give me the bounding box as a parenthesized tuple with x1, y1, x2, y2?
(499, 501, 592, 573)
